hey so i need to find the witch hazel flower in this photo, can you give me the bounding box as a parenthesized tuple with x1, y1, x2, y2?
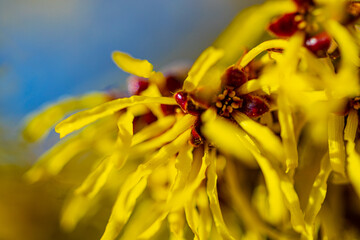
(21, 1, 360, 240)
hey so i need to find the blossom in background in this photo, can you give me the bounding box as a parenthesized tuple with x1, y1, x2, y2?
(19, 0, 360, 240)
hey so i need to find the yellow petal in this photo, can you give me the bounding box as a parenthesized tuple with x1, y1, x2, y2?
(75, 157, 113, 198)
(137, 209, 168, 239)
(304, 153, 332, 230)
(279, 176, 308, 236)
(60, 194, 93, 232)
(347, 141, 360, 199)
(197, 187, 212, 240)
(184, 147, 212, 239)
(232, 112, 285, 165)
(237, 79, 261, 95)
(239, 39, 288, 68)
(118, 200, 160, 240)
(140, 84, 165, 119)
(110, 111, 134, 169)
(23, 92, 107, 142)
(277, 93, 298, 172)
(184, 191, 201, 240)
(206, 149, 235, 240)
(55, 96, 176, 138)
(183, 47, 224, 92)
(168, 210, 185, 240)
(130, 115, 196, 156)
(328, 114, 346, 175)
(344, 109, 359, 142)
(112, 51, 153, 78)
(132, 115, 176, 146)
(201, 115, 256, 167)
(170, 144, 194, 200)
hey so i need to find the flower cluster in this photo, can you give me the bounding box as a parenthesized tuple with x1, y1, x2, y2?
(23, 0, 360, 239)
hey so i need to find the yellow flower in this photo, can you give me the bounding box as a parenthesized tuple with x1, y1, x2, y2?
(23, 1, 360, 239)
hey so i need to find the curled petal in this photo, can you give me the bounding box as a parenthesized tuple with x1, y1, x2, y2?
(239, 39, 288, 68)
(328, 114, 346, 175)
(344, 109, 359, 142)
(110, 111, 135, 169)
(347, 141, 360, 199)
(112, 51, 153, 78)
(206, 149, 235, 240)
(304, 154, 332, 230)
(277, 94, 298, 172)
(55, 96, 176, 138)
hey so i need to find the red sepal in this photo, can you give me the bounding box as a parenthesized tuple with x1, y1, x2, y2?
(305, 32, 331, 58)
(221, 66, 247, 88)
(165, 75, 183, 95)
(293, 0, 314, 9)
(268, 13, 299, 37)
(174, 91, 188, 112)
(161, 104, 177, 116)
(189, 119, 203, 147)
(241, 95, 269, 118)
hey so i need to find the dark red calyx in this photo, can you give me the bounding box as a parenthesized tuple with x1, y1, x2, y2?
(268, 13, 300, 37)
(189, 119, 203, 147)
(221, 66, 247, 88)
(174, 91, 204, 116)
(161, 104, 178, 116)
(305, 32, 331, 58)
(186, 100, 203, 116)
(174, 91, 188, 112)
(133, 112, 157, 133)
(165, 75, 183, 95)
(144, 112, 157, 124)
(241, 95, 270, 118)
(293, 0, 314, 9)
(128, 77, 149, 95)
(190, 126, 202, 147)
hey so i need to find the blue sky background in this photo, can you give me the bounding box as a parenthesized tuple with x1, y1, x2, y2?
(0, 0, 263, 125)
